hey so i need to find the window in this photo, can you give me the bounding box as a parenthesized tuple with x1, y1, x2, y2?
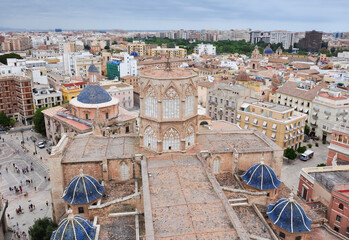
(185, 86, 194, 116)
(336, 215, 341, 222)
(185, 126, 195, 148)
(126, 126, 129, 133)
(78, 207, 84, 214)
(145, 87, 157, 118)
(163, 128, 180, 150)
(339, 203, 344, 210)
(120, 162, 129, 180)
(105, 112, 109, 119)
(279, 232, 285, 238)
(144, 126, 157, 151)
(213, 157, 220, 174)
(85, 114, 88, 120)
(334, 226, 339, 232)
(295, 237, 301, 240)
(163, 87, 180, 119)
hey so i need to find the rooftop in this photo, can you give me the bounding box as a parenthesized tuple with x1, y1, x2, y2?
(141, 68, 197, 79)
(276, 81, 328, 101)
(309, 170, 349, 192)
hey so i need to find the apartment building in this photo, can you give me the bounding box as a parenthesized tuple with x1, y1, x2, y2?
(194, 44, 216, 56)
(274, 81, 328, 121)
(33, 87, 62, 111)
(149, 46, 187, 58)
(270, 31, 294, 49)
(327, 123, 349, 165)
(1, 37, 31, 51)
(100, 81, 134, 109)
(236, 100, 307, 150)
(311, 88, 349, 142)
(207, 83, 251, 123)
(62, 81, 87, 102)
(126, 41, 156, 56)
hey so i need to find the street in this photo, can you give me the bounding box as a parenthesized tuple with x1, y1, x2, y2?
(281, 139, 329, 190)
(0, 130, 52, 239)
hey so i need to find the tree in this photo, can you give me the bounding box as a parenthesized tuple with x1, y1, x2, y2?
(104, 45, 110, 50)
(284, 148, 297, 160)
(304, 124, 310, 136)
(29, 217, 58, 240)
(0, 53, 22, 65)
(0, 111, 11, 127)
(330, 47, 336, 55)
(33, 107, 48, 136)
(297, 146, 307, 153)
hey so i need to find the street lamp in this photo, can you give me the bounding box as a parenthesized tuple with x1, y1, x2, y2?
(32, 138, 37, 155)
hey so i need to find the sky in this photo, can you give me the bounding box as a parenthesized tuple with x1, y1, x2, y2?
(0, 0, 348, 32)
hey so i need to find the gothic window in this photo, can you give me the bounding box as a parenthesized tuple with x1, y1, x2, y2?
(120, 162, 129, 180)
(163, 87, 179, 119)
(185, 86, 194, 116)
(145, 87, 157, 118)
(213, 157, 220, 174)
(163, 128, 180, 150)
(144, 126, 157, 151)
(185, 125, 195, 148)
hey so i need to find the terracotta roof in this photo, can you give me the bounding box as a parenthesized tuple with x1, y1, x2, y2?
(292, 63, 314, 69)
(319, 92, 347, 100)
(276, 81, 328, 101)
(236, 71, 250, 81)
(42, 106, 66, 117)
(63, 81, 86, 87)
(54, 115, 91, 131)
(197, 81, 215, 88)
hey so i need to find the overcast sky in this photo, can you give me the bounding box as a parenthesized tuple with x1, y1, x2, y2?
(0, 0, 348, 32)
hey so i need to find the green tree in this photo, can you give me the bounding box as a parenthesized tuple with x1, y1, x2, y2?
(29, 217, 58, 240)
(319, 47, 329, 55)
(0, 111, 11, 127)
(33, 107, 48, 136)
(104, 45, 110, 50)
(0, 53, 22, 65)
(284, 148, 297, 160)
(317, 163, 326, 167)
(304, 125, 310, 136)
(330, 47, 336, 55)
(297, 146, 307, 153)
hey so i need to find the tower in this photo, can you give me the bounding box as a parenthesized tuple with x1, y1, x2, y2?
(139, 65, 199, 153)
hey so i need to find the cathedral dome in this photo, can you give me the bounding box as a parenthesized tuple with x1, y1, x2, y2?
(130, 51, 139, 57)
(264, 45, 274, 54)
(50, 212, 96, 240)
(241, 160, 281, 190)
(88, 64, 99, 72)
(267, 193, 312, 233)
(236, 71, 250, 82)
(62, 170, 103, 204)
(77, 85, 112, 104)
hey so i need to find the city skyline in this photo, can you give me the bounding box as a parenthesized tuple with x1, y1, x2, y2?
(0, 0, 348, 32)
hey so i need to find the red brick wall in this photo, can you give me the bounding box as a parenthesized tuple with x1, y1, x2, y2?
(328, 191, 349, 237)
(62, 162, 103, 187)
(298, 175, 314, 201)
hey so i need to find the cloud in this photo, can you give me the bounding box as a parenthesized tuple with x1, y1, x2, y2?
(0, 0, 348, 31)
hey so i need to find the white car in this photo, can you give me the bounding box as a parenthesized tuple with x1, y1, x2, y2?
(37, 141, 45, 149)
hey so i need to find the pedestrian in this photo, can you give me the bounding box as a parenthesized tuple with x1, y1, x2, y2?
(44, 176, 46, 181)
(5, 167, 8, 172)
(34, 185, 36, 190)
(7, 214, 9, 218)
(46, 201, 48, 206)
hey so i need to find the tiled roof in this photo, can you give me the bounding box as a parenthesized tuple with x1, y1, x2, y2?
(276, 81, 328, 101)
(77, 85, 112, 104)
(197, 81, 215, 88)
(63, 81, 86, 87)
(50, 214, 96, 240)
(267, 195, 311, 233)
(241, 162, 281, 190)
(62, 171, 103, 204)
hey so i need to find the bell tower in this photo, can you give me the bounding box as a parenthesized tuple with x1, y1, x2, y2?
(139, 64, 199, 153)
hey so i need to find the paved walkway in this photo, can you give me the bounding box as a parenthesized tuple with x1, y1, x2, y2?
(0, 133, 52, 239)
(281, 140, 329, 190)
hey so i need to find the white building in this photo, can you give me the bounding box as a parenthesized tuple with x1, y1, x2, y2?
(32, 87, 63, 111)
(32, 50, 59, 60)
(194, 44, 216, 56)
(270, 31, 294, 49)
(26, 60, 47, 68)
(0, 58, 26, 76)
(118, 53, 138, 77)
(220, 60, 238, 70)
(311, 88, 349, 142)
(338, 51, 349, 59)
(100, 80, 134, 109)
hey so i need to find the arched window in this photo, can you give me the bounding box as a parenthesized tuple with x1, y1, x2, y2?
(213, 157, 220, 174)
(144, 126, 157, 151)
(145, 87, 157, 118)
(185, 86, 194, 116)
(120, 162, 129, 180)
(163, 128, 180, 150)
(339, 203, 344, 210)
(163, 87, 179, 119)
(185, 126, 195, 148)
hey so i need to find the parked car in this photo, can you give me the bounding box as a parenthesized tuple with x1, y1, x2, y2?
(300, 150, 314, 161)
(37, 141, 45, 149)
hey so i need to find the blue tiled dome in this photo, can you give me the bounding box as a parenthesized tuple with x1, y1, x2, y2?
(88, 64, 99, 72)
(62, 171, 103, 204)
(267, 194, 311, 233)
(130, 51, 138, 57)
(264, 45, 274, 54)
(241, 161, 281, 190)
(77, 85, 112, 104)
(51, 214, 95, 240)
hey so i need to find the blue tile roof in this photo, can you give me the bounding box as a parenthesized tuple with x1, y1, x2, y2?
(264, 45, 274, 54)
(130, 51, 139, 57)
(88, 64, 99, 72)
(50, 214, 96, 240)
(77, 85, 112, 104)
(241, 162, 281, 190)
(267, 196, 312, 233)
(62, 172, 103, 204)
